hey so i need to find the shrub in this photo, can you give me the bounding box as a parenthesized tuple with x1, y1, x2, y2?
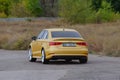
(2, 34, 31, 50)
(24, 0, 43, 17)
(94, 1, 120, 23)
(10, 1, 30, 17)
(11, 38, 30, 50)
(59, 0, 120, 24)
(9, 0, 43, 17)
(59, 0, 92, 24)
(0, 0, 10, 17)
(0, 12, 7, 18)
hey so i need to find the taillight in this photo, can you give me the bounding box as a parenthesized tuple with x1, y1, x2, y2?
(49, 42, 62, 46)
(77, 42, 87, 46)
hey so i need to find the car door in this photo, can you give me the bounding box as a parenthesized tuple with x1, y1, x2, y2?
(32, 30, 45, 58)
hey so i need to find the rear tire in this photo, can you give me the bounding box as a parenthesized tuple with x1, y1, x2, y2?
(41, 49, 49, 64)
(28, 48, 37, 62)
(79, 57, 88, 64)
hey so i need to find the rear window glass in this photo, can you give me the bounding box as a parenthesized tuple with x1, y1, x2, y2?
(51, 31, 81, 38)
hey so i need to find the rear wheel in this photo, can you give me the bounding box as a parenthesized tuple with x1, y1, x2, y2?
(79, 57, 88, 64)
(41, 49, 49, 64)
(28, 48, 37, 62)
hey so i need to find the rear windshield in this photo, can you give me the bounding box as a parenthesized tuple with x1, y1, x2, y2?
(51, 31, 81, 38)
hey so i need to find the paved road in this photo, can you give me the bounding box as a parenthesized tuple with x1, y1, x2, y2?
(0, 50, 120, 80)
(0, 17, 58, 22)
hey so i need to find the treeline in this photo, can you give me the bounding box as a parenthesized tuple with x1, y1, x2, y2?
(0, 0, 120, 23)
(0, 0, 43, 17)
(59, 0, 120, 23)
(0, 0, 58, 17)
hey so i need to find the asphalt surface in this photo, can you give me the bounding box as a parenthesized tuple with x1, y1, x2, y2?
(0, 49, 120, 80)
(0, 17, 58, 22)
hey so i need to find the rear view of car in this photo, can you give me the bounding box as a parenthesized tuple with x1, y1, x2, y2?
(29, 29, 88, 64)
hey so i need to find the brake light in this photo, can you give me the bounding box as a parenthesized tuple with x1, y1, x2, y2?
(49, 42, 62, 46)
(77, 42, 87, 46)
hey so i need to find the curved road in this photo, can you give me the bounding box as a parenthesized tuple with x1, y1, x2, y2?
(0, 49, 120, 80)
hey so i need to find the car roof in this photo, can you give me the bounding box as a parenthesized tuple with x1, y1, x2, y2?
(44, 28, 77, 32)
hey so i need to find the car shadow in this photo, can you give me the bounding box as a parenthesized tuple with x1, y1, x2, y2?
(35, 60, 87, 65)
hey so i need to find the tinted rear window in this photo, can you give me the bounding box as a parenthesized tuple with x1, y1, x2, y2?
(51, 31, 81, 38)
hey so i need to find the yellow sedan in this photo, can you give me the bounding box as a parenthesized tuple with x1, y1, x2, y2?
(28, 28, 88, 64)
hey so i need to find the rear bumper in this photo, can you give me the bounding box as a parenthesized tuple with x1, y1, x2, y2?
(46, 47, 88, 59)
(51, 55, 87, 60)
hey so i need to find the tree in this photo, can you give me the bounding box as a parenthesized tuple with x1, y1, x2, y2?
(26, 0, 43, 17)
(40, 0, 58, 16)
(10, 0, 43, 17)
(59, 0, 94, 23)
(0, 0, 10, 17)
(91, 0, 102, 11)
(106, 0, 120, 13)
(10, 0, 30, 17)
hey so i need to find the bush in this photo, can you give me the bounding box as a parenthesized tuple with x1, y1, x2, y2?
(94, 1, 120, 23)
(10, 1, 30, 17)
(25, 0, 43, 17)
(2, 35, 31, 50)
(0, 12, 7, 18)
(59, 0, 120, 24)
(59, 0, 92, 24)
(6, 0, 43, 17)
(0, 0, 10, 17)
(11, 38, 30, 50)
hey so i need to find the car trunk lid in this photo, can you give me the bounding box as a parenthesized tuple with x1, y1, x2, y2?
(49, 38, 87, 47)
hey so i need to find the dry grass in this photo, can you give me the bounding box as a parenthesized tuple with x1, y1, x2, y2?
(0, 20, 120, 56)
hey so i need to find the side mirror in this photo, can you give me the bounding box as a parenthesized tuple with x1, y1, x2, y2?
(32, 36, 37, 40)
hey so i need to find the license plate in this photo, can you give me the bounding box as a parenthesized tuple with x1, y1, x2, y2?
(63, 43, 76, 47)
